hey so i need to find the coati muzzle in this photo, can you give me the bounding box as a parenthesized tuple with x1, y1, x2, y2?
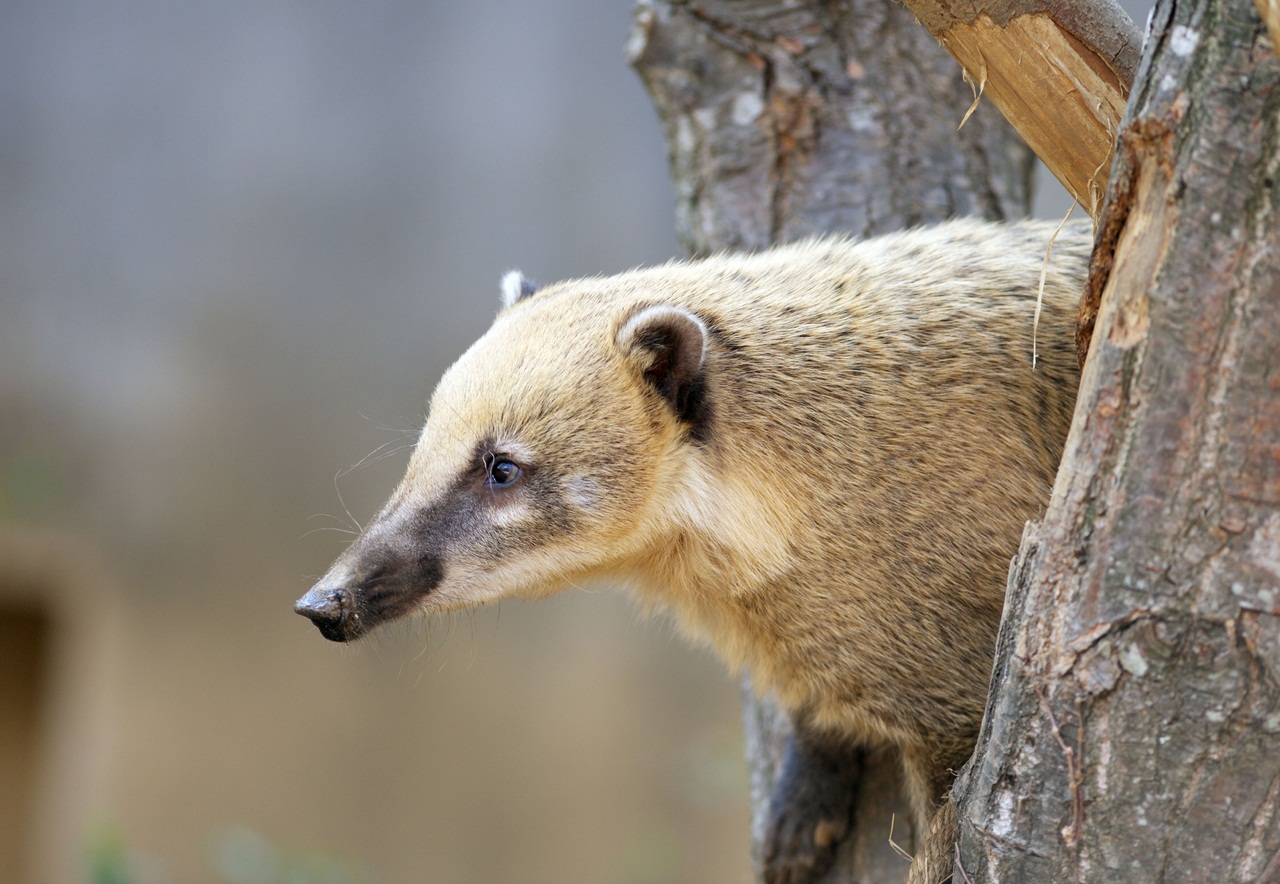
(295, 546, 445, 642)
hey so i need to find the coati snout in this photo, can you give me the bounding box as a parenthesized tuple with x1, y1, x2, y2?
(298, 477, 462, 642)
(296, 529, 445, 642)
(295, 220, 1092, 884)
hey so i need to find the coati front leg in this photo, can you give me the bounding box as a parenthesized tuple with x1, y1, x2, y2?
(764, 726, 963, 884)
(762, 721, 862, 884)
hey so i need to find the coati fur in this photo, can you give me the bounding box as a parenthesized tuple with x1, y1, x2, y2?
(296, 219, 1090, 884)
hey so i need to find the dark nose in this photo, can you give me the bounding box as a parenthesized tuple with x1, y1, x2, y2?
(294, 586, 360, 643)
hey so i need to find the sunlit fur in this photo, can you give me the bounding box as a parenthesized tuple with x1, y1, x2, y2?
(326, 218, 1089, 828)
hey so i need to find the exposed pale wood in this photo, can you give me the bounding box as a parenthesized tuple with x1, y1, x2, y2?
(1258, 0, 1280, 56)
(939, 14, 1126, 215)
(900, 0, 1140, 218)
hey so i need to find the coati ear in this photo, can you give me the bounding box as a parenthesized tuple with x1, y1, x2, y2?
(500, 270, 537, 309)
(616, 305, 708, 429)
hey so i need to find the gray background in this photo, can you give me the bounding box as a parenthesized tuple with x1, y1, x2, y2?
(0, 2, 1151, 882)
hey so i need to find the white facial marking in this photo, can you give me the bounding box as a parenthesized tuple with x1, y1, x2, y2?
(493, 438, 535, 464)
(487, 499, 531, 529)
(567, 474, 603, 510)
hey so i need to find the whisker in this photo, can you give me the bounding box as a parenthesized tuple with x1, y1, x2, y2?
(299, 522, 359, 540)
(466, 608, 478, 670)
(412, 617, 433, 663)
(332, 470, 363, 533)
(340, 434, 419, 477)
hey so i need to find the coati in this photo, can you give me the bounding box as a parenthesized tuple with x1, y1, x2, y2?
(295, 219, 1090, 884)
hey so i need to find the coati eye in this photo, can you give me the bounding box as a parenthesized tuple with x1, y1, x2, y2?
(486, 459, 522, 487)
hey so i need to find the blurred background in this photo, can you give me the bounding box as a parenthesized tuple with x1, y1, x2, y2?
(0, 2, 1149, 883)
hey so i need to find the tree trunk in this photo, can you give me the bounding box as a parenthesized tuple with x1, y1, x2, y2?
(629, 2, 1033, 879)
(952, 0, 1280, 880)
(628, 0, 1034, 254)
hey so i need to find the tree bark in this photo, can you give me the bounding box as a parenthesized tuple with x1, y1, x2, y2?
(628, 0, 1034, 256)
(629, 2, 1033, 880)
(898, 0, 1141, 218)
(953, 0, 1280, 880)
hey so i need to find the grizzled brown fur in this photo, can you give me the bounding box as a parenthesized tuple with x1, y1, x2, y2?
(297, 219, 1090, 883)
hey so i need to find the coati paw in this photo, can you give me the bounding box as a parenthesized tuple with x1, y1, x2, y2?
(764, 804, 851, 884)
(762, 734, 860, 884)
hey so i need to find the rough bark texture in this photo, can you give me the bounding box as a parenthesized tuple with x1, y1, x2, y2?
(899, 0, 1141, 217)
(628, 0, 1034, 256)
(629, 2, 1033, 880)
(953, 0, 1280, 880)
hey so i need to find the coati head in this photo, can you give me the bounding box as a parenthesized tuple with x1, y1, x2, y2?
(294, 271, 711, 642)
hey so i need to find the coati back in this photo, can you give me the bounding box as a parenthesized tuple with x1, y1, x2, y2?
(296, 219, 1090, 884)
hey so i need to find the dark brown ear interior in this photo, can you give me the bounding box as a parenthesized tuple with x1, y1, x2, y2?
(617, 305, 709, 437)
